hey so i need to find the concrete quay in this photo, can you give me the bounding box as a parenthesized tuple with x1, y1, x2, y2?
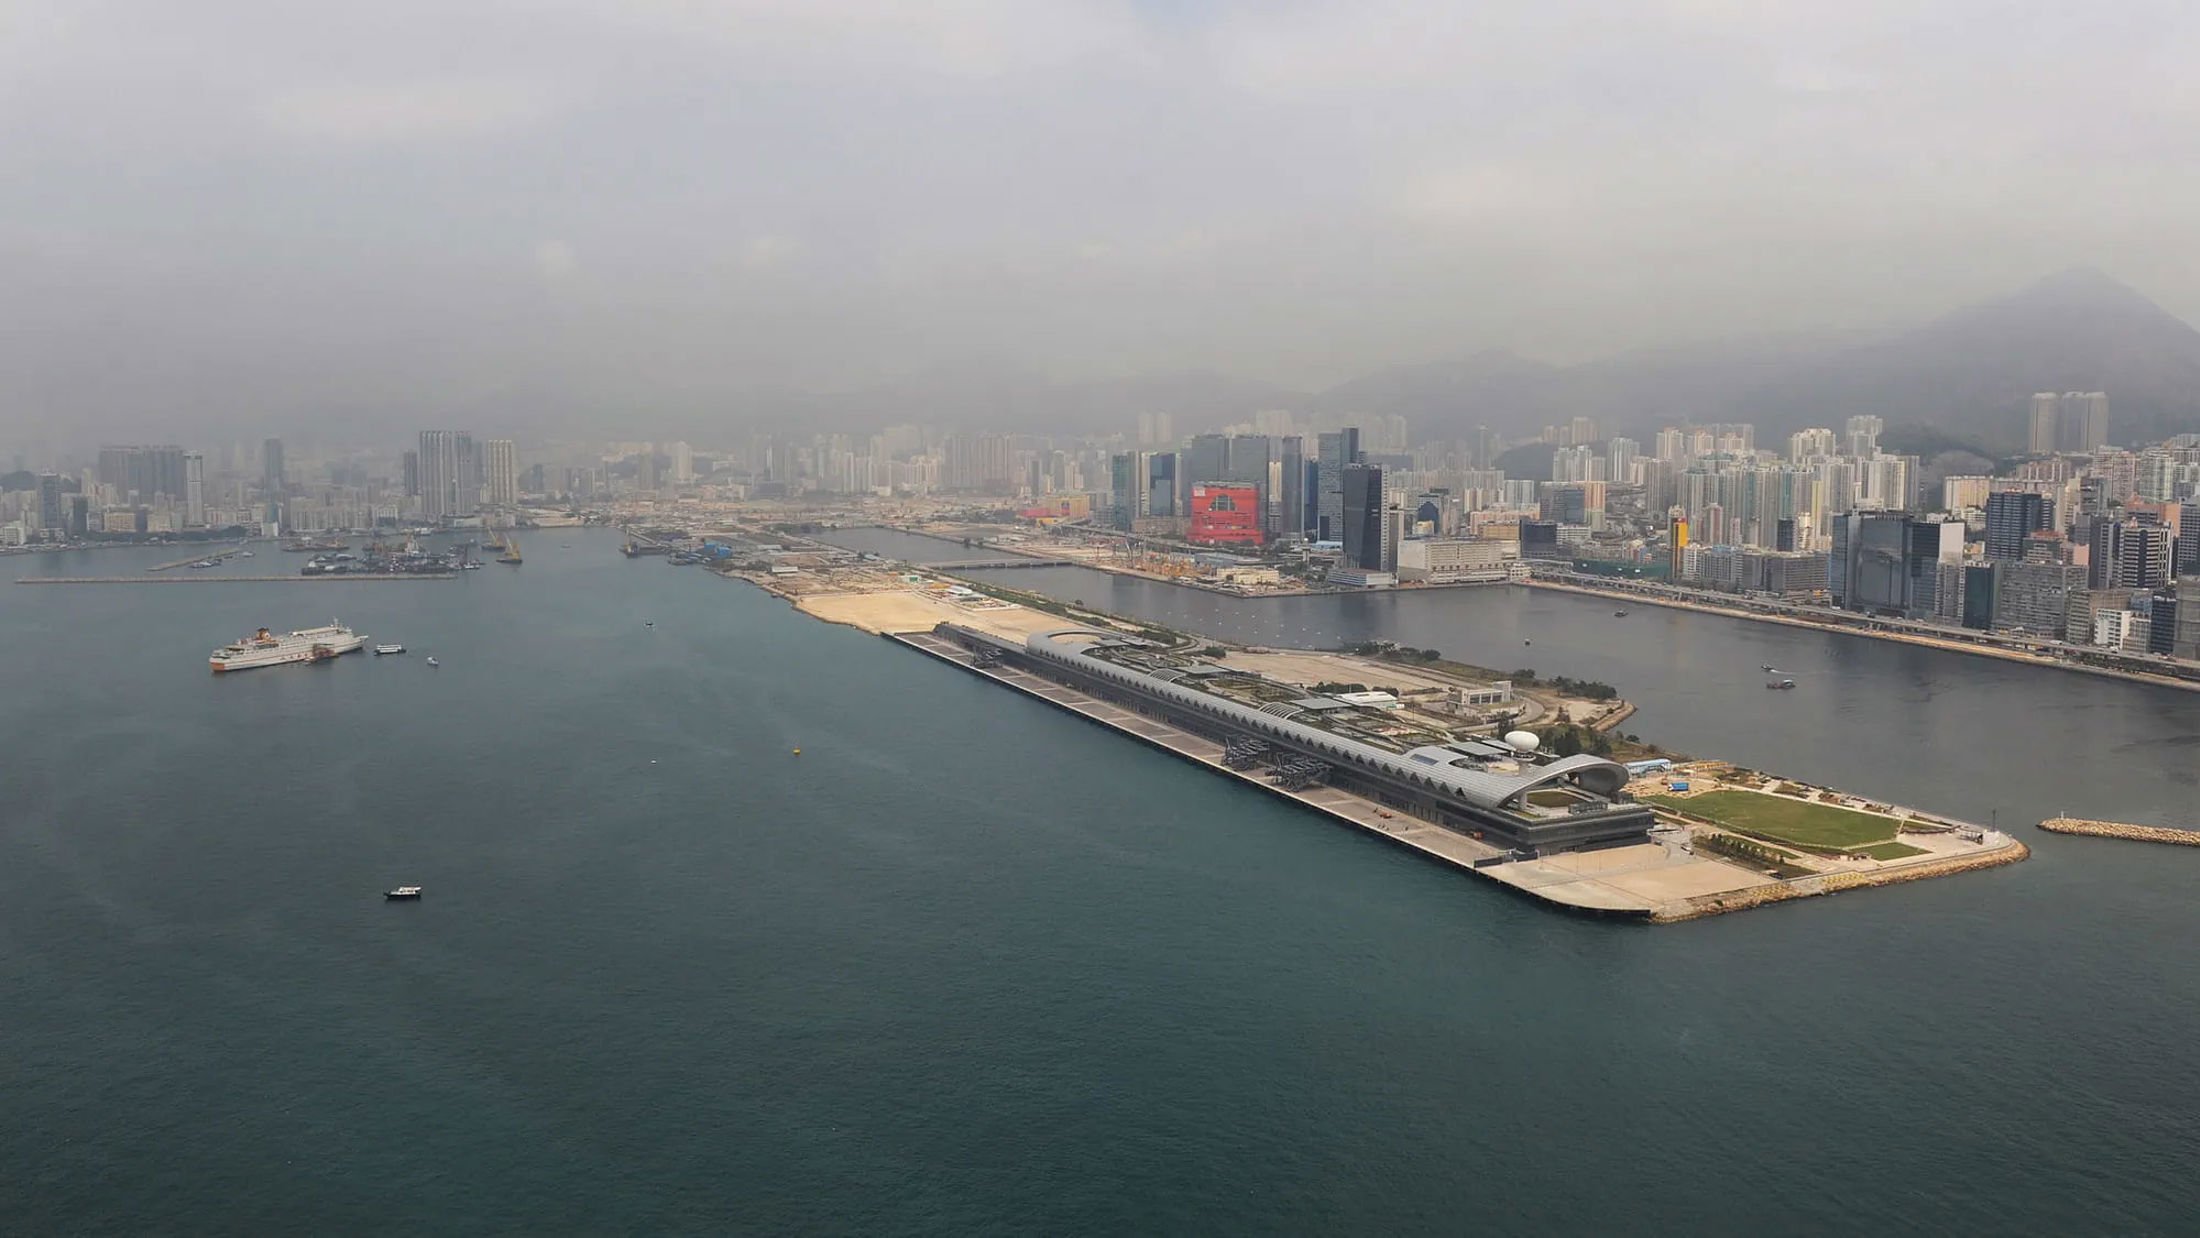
(2039, 817, 2200, 847)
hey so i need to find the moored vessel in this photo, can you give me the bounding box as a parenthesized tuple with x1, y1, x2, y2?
(374, 643, 405, 655)
(209, 622, 367, 672)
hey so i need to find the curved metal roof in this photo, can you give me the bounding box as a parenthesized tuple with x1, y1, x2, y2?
(1015, 628, 1634, 813)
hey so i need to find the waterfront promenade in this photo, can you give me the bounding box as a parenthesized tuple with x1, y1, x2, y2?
(1525, 576, 2200, 693)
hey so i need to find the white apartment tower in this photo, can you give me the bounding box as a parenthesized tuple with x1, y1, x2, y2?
(485, 439, 519, 507)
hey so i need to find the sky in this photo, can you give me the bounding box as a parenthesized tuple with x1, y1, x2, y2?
(6, 0, 2200, 440)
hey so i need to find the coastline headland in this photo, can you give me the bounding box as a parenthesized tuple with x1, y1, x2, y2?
(718, 551, 2026, 924)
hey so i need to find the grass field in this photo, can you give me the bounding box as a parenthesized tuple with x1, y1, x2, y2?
(1645, 789, 1904, 851)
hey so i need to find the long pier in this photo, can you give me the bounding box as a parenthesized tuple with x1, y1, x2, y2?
(18, 574, 457, 585)
(927, 557, 1074, 570)
(148, 548, 244, 572)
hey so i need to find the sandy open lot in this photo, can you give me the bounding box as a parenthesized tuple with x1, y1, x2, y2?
(794, 588, 1068, 640)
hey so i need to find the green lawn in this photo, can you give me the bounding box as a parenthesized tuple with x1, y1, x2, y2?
(1645, 789, 1904, 851)
(1856, 841, 1928, 861)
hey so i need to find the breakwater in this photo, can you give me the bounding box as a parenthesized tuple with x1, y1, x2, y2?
(2039, 817, 2200, 846)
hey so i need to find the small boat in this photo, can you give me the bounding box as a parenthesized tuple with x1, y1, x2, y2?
(645, 620, 654, 627)
(374, 643, 405, 655)
(238, 550, 255, 558)
(426, 657, 440, 667)
(1613, 609, 1629, 617)
(385, 886, 423, 901)
(1761, 664, 1778, 673)
(1765, 679, 1796, 690)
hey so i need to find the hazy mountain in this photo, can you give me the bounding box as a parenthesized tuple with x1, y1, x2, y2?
(1300, 269, 2200, 450)
(1729, 267, 2200, 449)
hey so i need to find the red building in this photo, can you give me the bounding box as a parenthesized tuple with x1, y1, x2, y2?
(1190, 483, 1264, 546)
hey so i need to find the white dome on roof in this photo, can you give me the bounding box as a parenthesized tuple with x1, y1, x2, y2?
(1504, 730, 1541, 754)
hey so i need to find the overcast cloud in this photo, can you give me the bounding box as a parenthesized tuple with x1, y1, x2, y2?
(5, 0, 2200, 439)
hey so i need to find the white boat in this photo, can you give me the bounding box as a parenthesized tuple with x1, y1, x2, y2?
(385, 886, 423, 901)
(209, 622, 367, 673)
(374, 643, 405, 655)
(426, 657, 440, 667)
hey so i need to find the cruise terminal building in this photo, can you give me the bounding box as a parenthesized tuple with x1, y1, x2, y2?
(939, 624, 1655, 856)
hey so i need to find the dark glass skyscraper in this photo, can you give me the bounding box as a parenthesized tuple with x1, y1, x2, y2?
(1340, 462, 1385, 571)
(1984, 491, 2051, 561)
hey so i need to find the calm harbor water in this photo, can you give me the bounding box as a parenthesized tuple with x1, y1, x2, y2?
(6, 530, 2200, 1234)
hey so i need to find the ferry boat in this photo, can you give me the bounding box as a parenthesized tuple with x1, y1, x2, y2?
(208, 622, 367, 672)
(373, 643, 405, 655)
(385, 886, 423, 901)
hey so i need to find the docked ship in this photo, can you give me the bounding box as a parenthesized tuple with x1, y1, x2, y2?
(209, 622, 368, 672)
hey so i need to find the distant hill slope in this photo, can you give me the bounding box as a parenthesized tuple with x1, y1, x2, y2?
(1729, 268, 2200, 449)
(1307, 269, 2200, 450)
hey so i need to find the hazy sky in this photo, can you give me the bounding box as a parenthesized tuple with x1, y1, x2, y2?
(7, 0, 2200, 438)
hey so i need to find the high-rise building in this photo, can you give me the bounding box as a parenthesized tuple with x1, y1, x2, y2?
(35, 473, 63, 531)
(96, 445, 187, 505)
(1108, 453, 1143, 530)
(1844, 415, 1883, 459)
(2028, 393, 2060, 455)
(485, 439, 519, 507)
(1146, 453, 1178, 518)
(1904, 519, 1966, 618)
(2034, 391, 2111, 454)
(1829, 512, 1910, 612)
(417, 430, 480, 522)
(1962, 562, 1999, 629)
(183, 453, 204, 527)
(1606, 437, 1639, 485)
(1316, 428, 1361, 542)
(262, 438, 285, 495)
(1984, 491, 2052, 561)
(1789, 428, 1838, 463)
(2180, 501, 2200, 575)
(2091, 517, 2171, 590)
(1340, 462, 1386, 571)
(1552, 445, 1600, 484)
(402, 450, 419, 499)
(2064, 392, 2110, 453)
(1666, 511, 1689, 580)
(1278, 436, 1305, 538)
(1994, 561, 2087, 638)
(670, 441, 694, 485)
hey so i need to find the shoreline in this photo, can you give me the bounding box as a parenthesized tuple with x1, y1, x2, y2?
(854, 528, 2200, 696)
(1525, 578, 2200, 694)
